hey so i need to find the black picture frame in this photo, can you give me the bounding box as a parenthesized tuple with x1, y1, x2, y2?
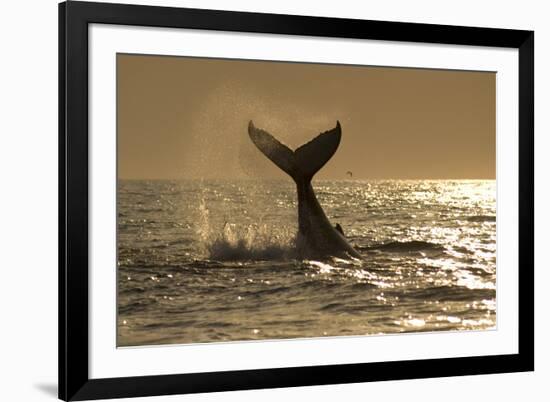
(59, 1, 534, 400)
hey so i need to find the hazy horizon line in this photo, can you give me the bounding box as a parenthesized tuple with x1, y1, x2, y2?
(117, 177, 497, 181)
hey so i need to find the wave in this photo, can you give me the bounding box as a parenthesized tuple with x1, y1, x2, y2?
(465, 215, 496, 222)
(398, 285, 495, 302)
(361, 240, 444, 253)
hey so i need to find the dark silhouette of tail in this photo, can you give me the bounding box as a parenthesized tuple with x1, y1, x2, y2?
(247, 121, 341, 183)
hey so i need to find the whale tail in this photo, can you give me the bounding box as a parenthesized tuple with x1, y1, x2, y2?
(248, 120, 341, 183)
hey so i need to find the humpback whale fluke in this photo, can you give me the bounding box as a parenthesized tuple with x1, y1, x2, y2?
(248, 121, 362, 260)
(248, 120, 341, 182)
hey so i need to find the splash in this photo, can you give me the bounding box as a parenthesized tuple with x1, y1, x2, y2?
(195, 193, 296, 261)
(207, 223, 296, 261)
(196, 196, 211, 244)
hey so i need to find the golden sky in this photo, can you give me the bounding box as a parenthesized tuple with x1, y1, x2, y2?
(117, 54, 495, 180)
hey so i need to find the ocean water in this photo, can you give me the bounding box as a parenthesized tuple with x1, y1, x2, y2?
(117, 179, 496, 346)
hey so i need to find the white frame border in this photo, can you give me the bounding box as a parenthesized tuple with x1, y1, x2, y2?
(89, 24, 518, 379)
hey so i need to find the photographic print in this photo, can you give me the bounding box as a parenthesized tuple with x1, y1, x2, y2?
(116, 54, 496, 347)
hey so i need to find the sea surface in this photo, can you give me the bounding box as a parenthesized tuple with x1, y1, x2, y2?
(117, 179, 496, 346)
